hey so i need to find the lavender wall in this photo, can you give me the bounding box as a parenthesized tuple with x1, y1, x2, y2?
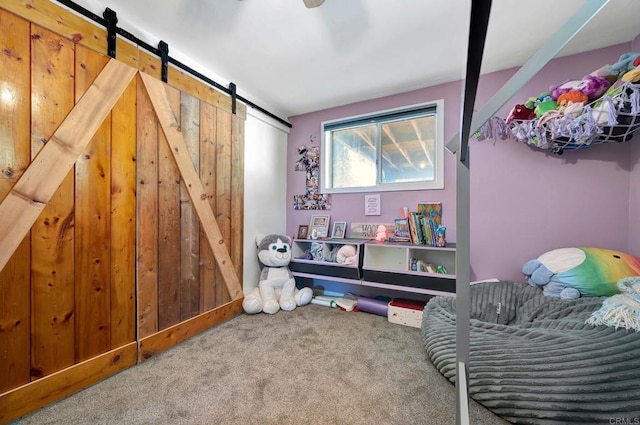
(287, 43, 637, 282)
(286, 81, 460, 241)
(630, 35, 640, 256)
(630, 133, 640, 256)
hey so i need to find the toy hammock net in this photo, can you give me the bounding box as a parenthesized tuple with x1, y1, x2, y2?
(476, 82, 640, 155)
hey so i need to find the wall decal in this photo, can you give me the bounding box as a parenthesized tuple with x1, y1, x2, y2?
(293, 137, 331, 210)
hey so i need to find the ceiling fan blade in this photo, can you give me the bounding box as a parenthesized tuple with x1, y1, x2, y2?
(303, 0, 325, 8)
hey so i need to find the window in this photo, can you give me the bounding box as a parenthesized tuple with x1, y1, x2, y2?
(321, 100, 444, 193)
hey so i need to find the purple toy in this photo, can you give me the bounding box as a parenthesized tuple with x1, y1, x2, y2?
(550, 75, 611, 101)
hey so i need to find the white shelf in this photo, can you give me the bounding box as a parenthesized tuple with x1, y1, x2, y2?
(289, 238, 367, 280)
(362, 241, 456, 294)
(363, 241, 456, 275)
(290, 239, 457, 296)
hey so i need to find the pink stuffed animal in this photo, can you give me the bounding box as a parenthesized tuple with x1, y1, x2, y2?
(375, 225, 388, 242)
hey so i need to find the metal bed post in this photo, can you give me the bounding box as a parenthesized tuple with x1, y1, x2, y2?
(452, 2, 608, 424)
(455, 2, 492, 423)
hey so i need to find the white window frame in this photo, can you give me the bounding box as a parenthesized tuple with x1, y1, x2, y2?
(321, 99, 445, 194)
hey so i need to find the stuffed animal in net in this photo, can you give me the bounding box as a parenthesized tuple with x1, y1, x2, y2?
(536, 90, 590, 127)
(505, 103, 536, 124)
(549, 75, 611, 102)
(522, 247, 640, 299)
(589, 51, 640, 81)
(524, 92, 558, 118)
(242, 233, 313, 314)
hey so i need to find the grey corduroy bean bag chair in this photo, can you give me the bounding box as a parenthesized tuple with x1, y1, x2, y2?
(421, 280, 640, 424)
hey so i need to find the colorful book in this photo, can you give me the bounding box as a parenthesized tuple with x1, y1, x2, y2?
(394, 218, 410, 239)
(429, 218, 438, 246)
(417, 202, 442, 227)
(410, 212, 426, 245)
(420, 216, 428, 245)
(407, 213, 420, 244)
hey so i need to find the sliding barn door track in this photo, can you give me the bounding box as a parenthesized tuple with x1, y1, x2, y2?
(55, 0, 292, 128)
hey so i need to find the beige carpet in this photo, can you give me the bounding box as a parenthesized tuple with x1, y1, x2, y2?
(16, 304, 509, 425)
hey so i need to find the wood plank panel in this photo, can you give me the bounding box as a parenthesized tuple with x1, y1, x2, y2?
(0, 59, 136, 274)
(0, 9, 30, 195)
(139, 299, 243, 361)
(0, 9, 31, 393)
(168, 65, 233, 114)
(230, 114, 245, 287)
(110, 77, 137, 348)
(74, 46, 111, 362)
(236, 102, 247, 121)
(198, 101, 217, 312)
(180, 92, 200, 320)
(136, 76, 159, 339)
(139, 73, 243, 301)
(138, 49, 161, 81)
(0, 0, 106, 56)
(157, 85, 182, 330)
(115, 37, 139, 73)
(0, 238, 30, 391)
(216, 108, 233, 305)
(29, 24, 76, 381)
(0, 342, 137, 425)
(0, 0, 245, 118)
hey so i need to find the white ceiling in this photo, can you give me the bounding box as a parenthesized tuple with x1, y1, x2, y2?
(68, 0, 640, 120)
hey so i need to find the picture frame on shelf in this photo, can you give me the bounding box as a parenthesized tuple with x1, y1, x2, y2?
(309, 214, 330, 238)
(297, 225, 309, 239)
(331, 221, 346, 239)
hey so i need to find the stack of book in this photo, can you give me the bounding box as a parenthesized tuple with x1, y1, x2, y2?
(409, 258, 448, 274)
(400, 202, 442, 246)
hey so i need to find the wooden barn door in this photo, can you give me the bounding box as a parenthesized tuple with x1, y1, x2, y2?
(0, 17, 139, 421)
(0, 3, 245, 422)
(135, 72, 244, 360)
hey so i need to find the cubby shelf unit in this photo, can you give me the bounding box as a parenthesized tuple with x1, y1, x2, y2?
(290, 239, 457, 297)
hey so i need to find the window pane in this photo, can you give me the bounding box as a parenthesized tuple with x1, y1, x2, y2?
(380, 115, 436, 184)
(330, 124, 377, 188)
(321, 100, 444, 193)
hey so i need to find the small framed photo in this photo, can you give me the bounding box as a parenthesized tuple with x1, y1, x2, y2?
(309, 214, 330, 238)
(331, 221, 346, 239)
(297, 225, 309, 239)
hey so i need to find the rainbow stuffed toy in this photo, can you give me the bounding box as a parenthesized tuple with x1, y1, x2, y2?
(523, 247, 640, 299)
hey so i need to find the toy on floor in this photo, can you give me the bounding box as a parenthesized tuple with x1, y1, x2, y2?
(242, 233, 313, 314)
(522, 247, 640, 299)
